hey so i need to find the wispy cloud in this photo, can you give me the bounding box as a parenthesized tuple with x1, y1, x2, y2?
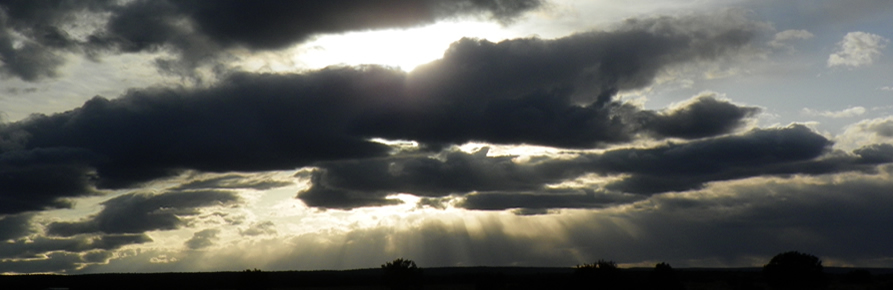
(768, 29, 814, 50)
(802, 106, 866, 118)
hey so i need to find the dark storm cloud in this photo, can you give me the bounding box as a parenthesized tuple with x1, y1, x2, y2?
(0, 0, 542, 81)
(0, 147, 101, 214)
(0, 233, 151, 259)
(366, 12, 762, 146)
(458, 189, 644, 211)
(853, 143, 893, 164)
(0, 0, 115, 80)
(0, 232, 147, 273)
(171, 173, 294, 191)
(0, 213, 33, 240)
(0, 13, 765, 214)
(174, 0, 542, 50)
(0, 252, 88, 273)
(608, 166, 893, 267)
(0, 31, 66, 81)
(581, 124, 834, 194)
(304, 125, 893, 209)
(82, 166, 893, 272)
(298, 175, 401, 210)
(640, 94, 760, 139)
(46, 190, 239, 236)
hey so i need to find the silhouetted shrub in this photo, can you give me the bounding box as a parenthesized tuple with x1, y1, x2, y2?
(574, 259, 622, 289)
(649, 262, 685, 290)
(237, 268, 269, 290)
(381, 258, 423, 290)
(762, 251, 826, 290)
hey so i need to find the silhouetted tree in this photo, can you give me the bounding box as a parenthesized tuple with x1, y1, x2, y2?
(763, 251, 826, 290)
(237, 268, 269, 290)
(649, 262, 685, 290)
(381, 258, 423, 290)
(574, 259, 623, 289)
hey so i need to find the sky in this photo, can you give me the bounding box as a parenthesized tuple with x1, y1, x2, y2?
(0, 0, 892, 274)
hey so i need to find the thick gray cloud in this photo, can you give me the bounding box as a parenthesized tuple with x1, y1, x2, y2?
(46, 190, 239, 236)
(184, 228, 220, 250)
(0, 0, 542, 80)
(578, 125, 835, 194)
(81, 167, 893, 272)
(0, 147, 100, 214)
(0, 0, 115, 80)
(0, 213, 34, 241)
(366, 13, 762, 146)
(304, 125, 893, 210)
(0, 234, 150, 260)
(171, 173, 295, 191)
(458, 189, 644, 211)
(0, 14, 763, 215)
(639, 94, 760, 139)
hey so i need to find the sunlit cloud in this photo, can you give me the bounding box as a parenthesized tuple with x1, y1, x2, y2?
(1, 0, 893, 274)
(828, 31, 890, 68)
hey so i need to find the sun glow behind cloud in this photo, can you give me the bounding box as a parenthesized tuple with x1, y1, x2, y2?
(291, 21, 522, 72)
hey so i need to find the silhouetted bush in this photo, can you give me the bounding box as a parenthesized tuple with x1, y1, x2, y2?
(237, 268, 269, 290)
(574, 259, 622, 289)
(649, 262, 685, 290)
(381, 258, 423, 290)
(762, 251, 826, 290)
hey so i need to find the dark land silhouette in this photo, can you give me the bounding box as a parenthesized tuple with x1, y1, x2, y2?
(2, 254, 892, 290)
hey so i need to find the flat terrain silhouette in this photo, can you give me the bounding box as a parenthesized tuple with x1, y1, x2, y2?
(2, 266, 892, 290)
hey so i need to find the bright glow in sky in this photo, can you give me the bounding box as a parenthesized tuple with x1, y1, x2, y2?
(0, 0, 892, 275)
(294, 21, 523, 72)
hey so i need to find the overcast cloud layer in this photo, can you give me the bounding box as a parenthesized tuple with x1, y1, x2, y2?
(0, 0, 541, 80)
(0, 13, 762, 215)
(0, 0, 892, 274)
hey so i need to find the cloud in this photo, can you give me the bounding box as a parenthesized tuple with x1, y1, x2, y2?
(868, 119, 893, 137)
(828, 31, 890, 67)
(802, 106, 866, 118)
(837, 116, 893, 149)
(0, 234, 151, 260)
(0, 213, 35, 241)
(171, 172, 295, 191)
(0, 231, 149, 273)
(185, 228, 220, 250)
(0, 252, 95, 274)
(302, 125, 893, 210)
(0, 0, 543, 81)
(0, 147, 101, 214)
(458, 189, 644, 211)
(0, 13, 763, 214)
(46, 190, 240, 236)
(76, 166, 893, 272)
(768, 29, 814, 49)
(239, 221, 277, 236)
(640, 93, 759, 139)
(568, 125, 884, 195)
